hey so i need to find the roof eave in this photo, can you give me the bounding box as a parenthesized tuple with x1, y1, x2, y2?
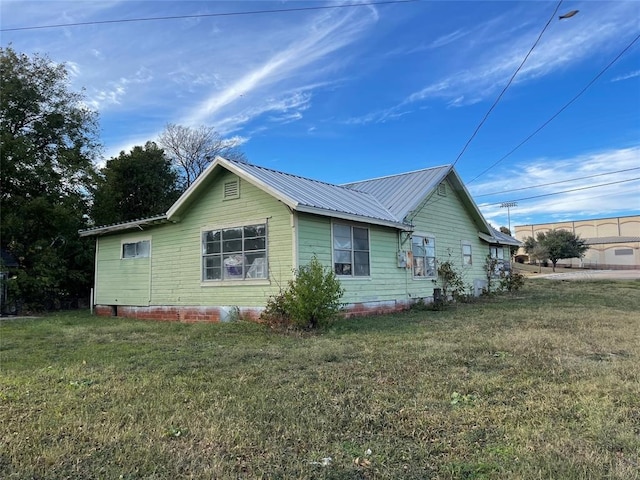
(296, 205, 411, 230)
(166, 156, 298, 221)
(78, 215, 169, 237)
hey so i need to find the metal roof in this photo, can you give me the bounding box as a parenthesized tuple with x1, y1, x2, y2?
(488, 227, 522, 246)
(342, 165, 451, 220)
(80, 158, 518, 243)
(224, 159, 404, 227)
(79, 215, 170, 237)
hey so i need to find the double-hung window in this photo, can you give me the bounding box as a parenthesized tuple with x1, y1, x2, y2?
(412, 235, 436, 277)
(202, 224, 267, 281)
(489, 246, 506, 276)
(462, 243, 473, 266)
(333, 223, 370, 276)
(122, 240, 150, 259)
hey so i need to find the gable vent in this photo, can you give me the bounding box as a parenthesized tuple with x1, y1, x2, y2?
(223, 180, 240, 200)
(437, 182, 447, 196)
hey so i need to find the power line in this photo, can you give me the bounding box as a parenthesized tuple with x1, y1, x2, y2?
(474, 167, 640, 197)
(452, 0, 563, 167)
(0, 0, 418, 32)
(481, 177, 640, 206)
(468, 32, 640, 184)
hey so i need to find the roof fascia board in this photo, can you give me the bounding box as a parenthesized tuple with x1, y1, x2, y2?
(404, 167, 452, 222)
(296, 205, 411, 231)
(79, 215, 169, 237)
(166, 157, 299, 221)
(446, 169, 493, 235)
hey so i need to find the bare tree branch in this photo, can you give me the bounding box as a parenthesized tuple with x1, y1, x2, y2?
(157, 123, 247, 189)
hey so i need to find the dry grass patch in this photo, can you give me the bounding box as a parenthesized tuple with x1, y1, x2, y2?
(1, 279, 639, 479)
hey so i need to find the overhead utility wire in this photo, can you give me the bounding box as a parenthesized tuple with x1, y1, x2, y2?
(451, 0, 563, 167)
(481, 177, 640, 206)
(0, 0, 417, 32)
(474, 167, 640, 197)
(469, 32, 640, 184)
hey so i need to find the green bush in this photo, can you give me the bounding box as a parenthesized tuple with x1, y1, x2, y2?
(261, 256, 345, 329)
(500, 270, 525, 292)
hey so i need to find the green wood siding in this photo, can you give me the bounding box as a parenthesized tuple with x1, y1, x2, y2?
(296, 174, 491, 305)
(408, 177, 489, 296)
(95, 169, 294, 307)
(297, 213, 413, 305)
(95, 235, 151, 305)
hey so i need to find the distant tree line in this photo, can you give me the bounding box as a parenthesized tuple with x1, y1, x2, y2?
(0, 47, 246, 312)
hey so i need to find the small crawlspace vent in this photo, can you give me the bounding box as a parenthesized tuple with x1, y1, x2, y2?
(223, 180, 240, 200)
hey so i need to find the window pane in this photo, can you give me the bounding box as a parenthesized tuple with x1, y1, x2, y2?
(223, 239, 242, 253)
(244, 224, 265, 238)
(245, 253, 267, 279)
(333, 224, 352, 249)
(425, 237, 435, 257)
(244, 237, 266, 251)
(334, 263, 351, 275)
(223, 254, 244, 279)
(123, 243, 136, 258)
(426, 257, 436, 277)
(334, 250, 351, 264)
(136, 240, 150, 257)
(413, 257, 425, 277)
(353, 227, 369, 250)
(463, 244, 472, 255)
(204, 256, 222, 280)
(204, 230, 221, 254)
(222, 228, 242, 240)
(354, 251, 370, 276)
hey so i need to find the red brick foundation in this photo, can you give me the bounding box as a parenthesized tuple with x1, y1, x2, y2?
(94, 299, 413, 323)
(94, 305, 262, 323)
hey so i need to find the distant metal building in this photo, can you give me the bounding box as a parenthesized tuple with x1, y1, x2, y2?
(514, 215, 640, 269)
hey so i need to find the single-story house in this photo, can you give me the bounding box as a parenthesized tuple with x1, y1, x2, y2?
(80, 158, 520, 321)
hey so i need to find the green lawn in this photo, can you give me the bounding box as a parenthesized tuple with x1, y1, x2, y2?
(1, 279, 639, 479)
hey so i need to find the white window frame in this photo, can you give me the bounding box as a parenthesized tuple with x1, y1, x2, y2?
(332, 222, 371, 277)
(489, 246, 506, 276)
(412, 234, 436, 278)
(202, 222, 268, 282)
(462, 242, 473, 266)
(121, 239, 151, 259)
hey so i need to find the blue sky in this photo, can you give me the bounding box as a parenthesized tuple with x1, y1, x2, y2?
(2, 0, 639, 230)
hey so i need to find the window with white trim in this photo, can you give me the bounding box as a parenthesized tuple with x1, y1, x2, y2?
(412, 235, 436, 277)
(489, 246, 506, 276)
(202, 224, 267, 281)
(462, 243, 473, 266)
(122, 240, 150, 259)
(333, 223, 370, 276)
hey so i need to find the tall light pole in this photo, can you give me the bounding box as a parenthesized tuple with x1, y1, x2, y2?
(500, 202, 518, 234)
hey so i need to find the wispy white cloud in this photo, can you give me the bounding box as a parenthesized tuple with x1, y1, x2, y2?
(403, 2, 637, 108)
(612, 69, 640, 82)
(476, 146, 640, 227)
(86, 67, 154, 109)
(181, 5, 378, 129)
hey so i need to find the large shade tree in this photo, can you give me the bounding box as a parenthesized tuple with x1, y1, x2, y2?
(525, 230, 588, 272)
(1, 47, 100, 311)
(92, 142, 180, 226)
